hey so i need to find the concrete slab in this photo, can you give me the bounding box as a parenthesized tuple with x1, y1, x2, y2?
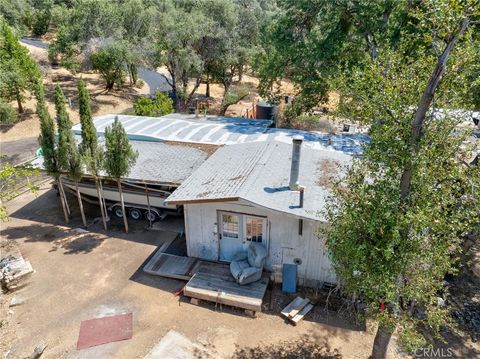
(144, 330, 213, 359)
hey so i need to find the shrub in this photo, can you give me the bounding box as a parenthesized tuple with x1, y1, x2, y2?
(135, 79, 145, 89)
(0, 100, 17, 124)
(91, 42, 126, 91)
(133, 91, 173, 117)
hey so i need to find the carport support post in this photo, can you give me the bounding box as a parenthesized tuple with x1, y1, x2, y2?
(144, 183, 152, 228)
(57, 175, 70, 222)
(95, 178, 107, 230)
(117, 179, 129, 233)
(75, 180, 87, 227)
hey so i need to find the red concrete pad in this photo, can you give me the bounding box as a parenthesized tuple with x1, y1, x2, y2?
(77, 313, 133, 350)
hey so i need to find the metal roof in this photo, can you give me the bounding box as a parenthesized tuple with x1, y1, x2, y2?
(71, 114, 368, 155)
(31, 138, 209, 185)
(166, 140, 352, 221)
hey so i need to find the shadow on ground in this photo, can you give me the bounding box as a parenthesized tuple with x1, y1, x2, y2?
(232, 336, 342, 359)
(6, 188, 178, 257)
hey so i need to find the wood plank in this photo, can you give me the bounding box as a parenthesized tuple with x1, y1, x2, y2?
(290, 303, 314, 325)
(281, 297, 305, 318)
(288, 298, 310, 318)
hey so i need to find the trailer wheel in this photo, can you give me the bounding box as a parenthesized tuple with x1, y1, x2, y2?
(129, 208, 142, 220)
(112, 206, 124, 218)
(144, 210, 159, 222)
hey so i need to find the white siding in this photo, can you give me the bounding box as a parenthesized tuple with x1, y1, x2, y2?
(183, 200, 336, 286)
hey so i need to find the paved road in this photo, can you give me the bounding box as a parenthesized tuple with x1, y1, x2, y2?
(21, 37, 48, 49)
(137, 67, 171, 95)
(21, 37, 171, 95)
(0, 137, 40, 165)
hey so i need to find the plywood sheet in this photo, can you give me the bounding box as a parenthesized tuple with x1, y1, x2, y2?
(77, 313, 133, 350)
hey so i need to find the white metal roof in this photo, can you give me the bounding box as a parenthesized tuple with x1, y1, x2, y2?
(166, 140, 352, 221)
(71, 114, 368, 155)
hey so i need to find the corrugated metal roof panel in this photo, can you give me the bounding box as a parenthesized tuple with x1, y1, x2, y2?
(166, 140, 351, 221)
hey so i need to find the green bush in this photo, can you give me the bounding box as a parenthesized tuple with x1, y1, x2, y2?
(0, 100, 17, 124)
(91, 43, 126, 91)
(32, 11, 50, 36)
(133, 91, 173, 117)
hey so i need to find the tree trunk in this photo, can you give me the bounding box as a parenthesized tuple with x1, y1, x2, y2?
(75, 180, 87, 227)
(399, 18, 470, 202)
(238, 65, 243, 82)
(219, 83, 231, 116)
(106, 80, 114, 92)
(16, 89, 23, 114)
(371, 324, 393, 359)
(56, 176, 69, 223)
(117, 179, 128, 233)
(95, 178, 107, 230)
(128, 65, 133, 85)
(205, 76, 210, 98)
(131, 65, 138, 84)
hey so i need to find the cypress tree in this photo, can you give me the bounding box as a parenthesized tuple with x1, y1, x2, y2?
(104, 117, 138, 233)
(78, 79, 108, 230)
(78, 79, 97, 153)
(55, 85, 86, 227)
(35, 79, 70, 223)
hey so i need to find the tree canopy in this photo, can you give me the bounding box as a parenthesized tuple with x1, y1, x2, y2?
(256, 0, 480, 114)
(0, 18, 40, 114)
(322, 0, 480, 355)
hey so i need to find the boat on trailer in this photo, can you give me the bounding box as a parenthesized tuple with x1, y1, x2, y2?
(62, 177, 181, 222)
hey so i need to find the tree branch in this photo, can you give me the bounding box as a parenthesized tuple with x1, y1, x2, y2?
(399, 18, 470, 201)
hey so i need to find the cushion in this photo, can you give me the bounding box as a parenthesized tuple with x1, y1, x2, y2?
(230, 260, 250, 281)
(247, 243, 267, 268)
(238, 267, 262, 285)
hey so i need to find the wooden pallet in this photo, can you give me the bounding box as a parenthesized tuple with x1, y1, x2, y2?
(184, 264, 269, 313)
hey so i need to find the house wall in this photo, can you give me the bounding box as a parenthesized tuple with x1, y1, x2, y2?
(183, 200, 336, 287)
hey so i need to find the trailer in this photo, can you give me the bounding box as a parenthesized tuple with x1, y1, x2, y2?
(62, 177, 182, 223)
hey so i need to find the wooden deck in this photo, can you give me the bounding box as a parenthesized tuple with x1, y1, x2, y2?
(144, 240, 269, 313)
(184, 263, 269, 312)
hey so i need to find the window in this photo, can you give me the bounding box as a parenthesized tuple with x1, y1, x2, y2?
(222, 214, 239, 238)
(246, 217, 264, 242)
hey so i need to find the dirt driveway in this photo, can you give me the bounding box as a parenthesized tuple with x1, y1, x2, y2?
(0, 184, 403, 359)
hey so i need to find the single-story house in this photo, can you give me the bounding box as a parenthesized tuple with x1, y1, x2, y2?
(166, 136, 352, 287)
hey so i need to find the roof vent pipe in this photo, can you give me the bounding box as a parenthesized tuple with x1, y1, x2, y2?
(299, 186, 305, 208)
(289, 135, 303, 190)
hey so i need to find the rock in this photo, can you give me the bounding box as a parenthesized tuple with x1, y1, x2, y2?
(9, 297, 24, 307)
(8, 310, 14, 315)
(28, 342, 47, 359)
(437, 297, 446, 308)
